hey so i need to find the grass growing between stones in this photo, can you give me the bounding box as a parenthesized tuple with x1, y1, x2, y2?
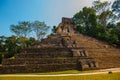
(0, 72, 120, 80)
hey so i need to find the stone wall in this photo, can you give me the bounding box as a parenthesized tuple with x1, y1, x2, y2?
(2, 58, 77, 65)
(1, 58, 78, 74)
(77, 58, 98, 70)
(62, 17, 74, 25)
(0, 64, 77, 74)
(0, 57, 97, 74)
(15, 48, 73, 58)
(26, 63, 77, 73)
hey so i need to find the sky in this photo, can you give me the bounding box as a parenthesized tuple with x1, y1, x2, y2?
(0, 0, 114, 36)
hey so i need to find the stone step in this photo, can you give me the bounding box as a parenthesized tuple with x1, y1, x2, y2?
(2, 58, 78, 65)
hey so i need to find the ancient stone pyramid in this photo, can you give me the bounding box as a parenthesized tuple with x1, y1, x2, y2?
(0, 17, 120, 74)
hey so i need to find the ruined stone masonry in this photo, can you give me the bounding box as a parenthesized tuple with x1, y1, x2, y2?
(0, 17, 120, 74)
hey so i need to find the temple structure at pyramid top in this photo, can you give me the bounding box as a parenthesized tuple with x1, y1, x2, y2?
(57, 17, 76, 35)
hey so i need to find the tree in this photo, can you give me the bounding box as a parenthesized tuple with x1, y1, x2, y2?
(31, 21, 49, 40)
(112, 0, 120, 19)
(0, 53, 2, 64)
(92, 0, 115, 30)
(92, 0, 110, 14)
(52, 26, 58, 34)
(73, 0, 120, 47)
(10, 21, 31, 37)
(73, 7, 97, 35)
(0, 36, 6, 63)
(87, 13, 99, 37)
(0, 36, 6, 52)
(73, 7, 96, 28)
(39, 32, 46, 40)
(3, 35, 37, 58)
(26, 37, 36, 47)
(116, 22, 120, 46)
(18, 21, 31, 37)
(17, 36, 29, 49)
(4, 36, 18, 58)
(10, 25, 23, 37)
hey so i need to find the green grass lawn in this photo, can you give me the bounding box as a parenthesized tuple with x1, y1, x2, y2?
(29, 70, 96, 75)
(0, 72, 120, 80)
